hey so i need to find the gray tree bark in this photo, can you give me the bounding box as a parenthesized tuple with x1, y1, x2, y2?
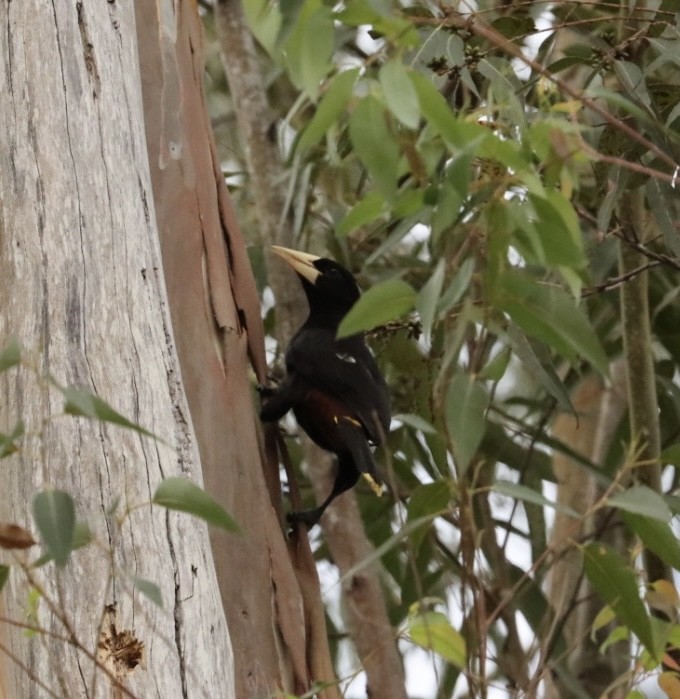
(0, 2, 234, 697)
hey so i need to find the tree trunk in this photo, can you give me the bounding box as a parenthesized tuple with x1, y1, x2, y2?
(546, 361, 629, 698)
(0, 2, 234, 697)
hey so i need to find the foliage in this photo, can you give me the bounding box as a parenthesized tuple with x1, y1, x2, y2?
(206, 0, 680, 696)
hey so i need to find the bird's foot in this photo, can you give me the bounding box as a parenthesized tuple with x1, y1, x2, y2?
(286, 508, 323, 530)
(256, 384, 276, 398)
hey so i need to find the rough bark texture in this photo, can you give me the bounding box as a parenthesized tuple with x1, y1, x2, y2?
(135, 2, 336, 697)
(0, 1, 234, 697)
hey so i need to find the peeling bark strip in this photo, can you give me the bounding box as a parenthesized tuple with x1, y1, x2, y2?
(0, 1, 234, 697)
(135, 1, 328, 697)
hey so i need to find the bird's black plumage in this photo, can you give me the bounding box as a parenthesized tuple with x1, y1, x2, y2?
(260, 246, 390, 526)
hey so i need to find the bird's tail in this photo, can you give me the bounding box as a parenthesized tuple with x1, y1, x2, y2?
(336, 421, 384, 496)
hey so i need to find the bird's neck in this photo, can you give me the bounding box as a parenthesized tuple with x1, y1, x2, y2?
(306, 305, 350, 332)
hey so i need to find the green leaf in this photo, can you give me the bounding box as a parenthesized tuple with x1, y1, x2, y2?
(393, 189, 424, 219)
(493, 270, 609, 375)
(379, 60, 420, 129)
(478, 58, 525, 127)
(32, 491, 75, 567)
(276, 0, 305, 48)
(0, 337, 21, 372)
(662, 444, 680, 466)
(407, 481, 453, 551)
(283, 2, 334, 99)
(478, 133, 525, 171)
(491, 15, 536, 39)
(133, 576, 163, 607)
(348, 96, 401, 199)
(612, 61, 650, 107)
(61, 387, 159, 440)
(479, 347, 511, 382)
(242, 0, 282, 56)
(409, 72, 486, 149)
(623, 513, 680, 571)
(416, 259, 446, 342)
(646, 179, 680, 258)
(296, 68, 359, 153)
(0, 564, 9, 592)
(445, 374, 488, 474)
(438, 258, 474, 313)
(408, 610, 466, 668)
(493, 480, 578, 516)
(153, 477, 240, 533)
(583, 542, 656, 657)
(394, 413, 436, 434)
(529, 191, 585, 268)
(609, 485, 671, 522)
(71, 520, 92, 549)
(505, 324, 574, 413)
(407, 482, 452, 521)
(33, 521, 92, 567)
(337, 279, 416, 338)
(334, 0, 381, 27)
(336, 191, 385, 237)
(25, 587, 41, 637)
(0, 420, 24, 459)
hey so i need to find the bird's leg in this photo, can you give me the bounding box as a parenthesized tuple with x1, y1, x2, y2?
(256, 371, 285, 397)
(287, 453, 359, 528)
(259, 376, 316, 424)
(255, 384, 277, 398)
(259, 376, 303, 422)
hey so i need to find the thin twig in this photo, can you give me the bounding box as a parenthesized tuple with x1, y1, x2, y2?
(0, 639, 63, 699)
(614, 232, 680, 271)
(408, 9, 679, 175)
(581, 261, 661, 296)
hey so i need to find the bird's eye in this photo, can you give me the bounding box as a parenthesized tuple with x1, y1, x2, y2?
(325, 268, 341, 279)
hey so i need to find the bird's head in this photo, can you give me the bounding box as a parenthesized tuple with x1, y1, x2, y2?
(271, 246, 360, 323)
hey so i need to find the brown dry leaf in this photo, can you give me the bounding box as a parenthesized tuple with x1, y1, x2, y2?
(659, 671, 680, 699)
(665, 653, 680, 674)
(648, 579, 680, 620)
(0, 523, 36, 549)
(651, 579, 680, 607)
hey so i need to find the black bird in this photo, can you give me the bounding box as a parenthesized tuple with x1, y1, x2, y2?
(260, 246, 391, 526)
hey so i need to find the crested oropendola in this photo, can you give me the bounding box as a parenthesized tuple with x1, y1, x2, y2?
(260, 246, 390, 526)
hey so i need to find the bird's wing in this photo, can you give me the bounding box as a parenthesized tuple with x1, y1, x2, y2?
(286, 328, 390, 444)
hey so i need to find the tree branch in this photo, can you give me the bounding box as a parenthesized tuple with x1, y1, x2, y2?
(413, 8, 679, 177)
(618, 188, 669, 585)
